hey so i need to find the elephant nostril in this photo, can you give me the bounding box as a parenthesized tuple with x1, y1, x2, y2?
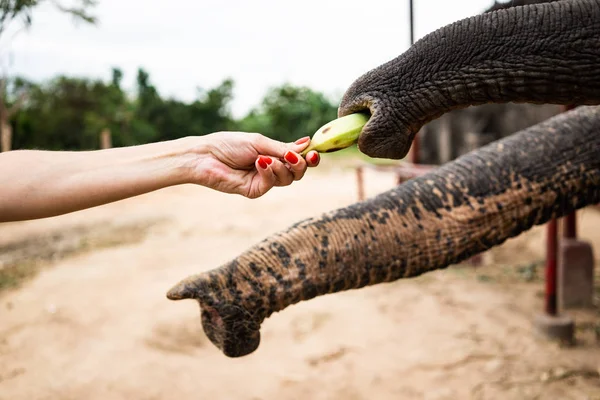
(339, 98, 374, 119)
(361, 107, 373, 120)
(203, 306, 224, 329)
(200, 305, 225, 346)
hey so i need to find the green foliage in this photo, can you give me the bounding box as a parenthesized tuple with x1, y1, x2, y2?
(0, 0, 98, 153)
(238, 84, 338, 143)
(13, 76, 108, 149)
(141, 77, 237, 142)
(8, 67, 341, 151)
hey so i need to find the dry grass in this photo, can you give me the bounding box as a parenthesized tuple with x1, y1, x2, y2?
(0, 218, 166, 292)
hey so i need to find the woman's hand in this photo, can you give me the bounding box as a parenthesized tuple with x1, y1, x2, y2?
(188, 132, 321, 199)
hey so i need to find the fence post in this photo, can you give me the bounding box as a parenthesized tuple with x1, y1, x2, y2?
(1, 122, 12, 152)
(100, 128, 112, 149)
(356, 166, 365, 201)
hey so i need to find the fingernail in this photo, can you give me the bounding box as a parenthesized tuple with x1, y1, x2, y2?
(264, 156, 273, 165)
(284, 151, 298, 164)
(294, 136, 310, 145)
(258, 157, 268, 169)
(309, 152, 319, 164)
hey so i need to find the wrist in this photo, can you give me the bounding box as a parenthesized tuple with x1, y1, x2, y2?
(173, 136, 213, 185)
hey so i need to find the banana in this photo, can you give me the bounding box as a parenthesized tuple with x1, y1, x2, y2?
(300, 113, 370, 156)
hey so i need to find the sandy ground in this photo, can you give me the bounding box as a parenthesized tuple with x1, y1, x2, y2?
(0, 157, 599, 400)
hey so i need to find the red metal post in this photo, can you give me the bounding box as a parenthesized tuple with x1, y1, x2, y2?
(563, 213, 577, 239)
(545, 219, 558, 316)
(542, 104, 576, 315)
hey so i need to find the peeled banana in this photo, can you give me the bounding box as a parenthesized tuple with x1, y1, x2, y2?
(300, 113, 370, 156)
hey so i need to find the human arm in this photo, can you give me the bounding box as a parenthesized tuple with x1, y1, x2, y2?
(0, 132, 320, 223)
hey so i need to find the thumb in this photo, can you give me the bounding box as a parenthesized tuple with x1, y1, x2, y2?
(254, 135, 311, 158)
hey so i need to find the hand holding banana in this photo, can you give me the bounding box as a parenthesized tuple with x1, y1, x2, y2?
(299, 113, 370, 157)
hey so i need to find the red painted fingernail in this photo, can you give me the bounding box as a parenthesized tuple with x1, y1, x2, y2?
(309, 152, 319, 164)
(294, 136, 309, 145)
(264, 156, 273, 165)
(258, 157, 268, 169)
(284, 151, 298, 164)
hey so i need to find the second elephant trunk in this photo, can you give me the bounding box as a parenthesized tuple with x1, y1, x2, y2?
(167, 105, 600, 358)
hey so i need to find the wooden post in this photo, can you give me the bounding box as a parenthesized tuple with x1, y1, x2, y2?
(0, 78, 27, 153)
(1, 122, 12, 152)
(100, 128, 112, 149)
(356, 166, 365, 201)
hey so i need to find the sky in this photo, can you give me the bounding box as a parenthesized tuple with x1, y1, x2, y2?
(0, 0, 498, 118)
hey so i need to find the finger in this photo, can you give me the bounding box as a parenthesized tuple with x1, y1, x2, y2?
(253, 134, 311, 158)
(266, 156, 295, 187)
(289, 136, 311, 153)
(251, 156, 277, 198)
(305, 151, 321, 167)
(283, 150, 308, 181)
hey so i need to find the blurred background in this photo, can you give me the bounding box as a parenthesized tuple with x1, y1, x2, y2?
(0, 0, 514, 153)
(0, 1, 599, 399)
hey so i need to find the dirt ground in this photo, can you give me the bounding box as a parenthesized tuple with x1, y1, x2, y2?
(1, 156, 599, 400)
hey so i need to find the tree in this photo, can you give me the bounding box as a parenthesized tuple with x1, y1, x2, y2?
(0, 0, 98, 151)
(82, 67, 135, 148)
(237, 83, 339, 143)
(8, 66, 343, 153)
(189, 78, 236, 134)
(12, 76, 108, 150)
(0, 0, 97, 37)
(0, 76, 27, 151)
(133, 71, 237, 142)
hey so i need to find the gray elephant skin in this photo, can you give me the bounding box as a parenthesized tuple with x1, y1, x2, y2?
(167, 0, 600, 358)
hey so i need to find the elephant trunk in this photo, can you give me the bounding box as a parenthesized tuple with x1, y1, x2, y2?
(338, 0, 600, 159)
(167, 105, 600, 358)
